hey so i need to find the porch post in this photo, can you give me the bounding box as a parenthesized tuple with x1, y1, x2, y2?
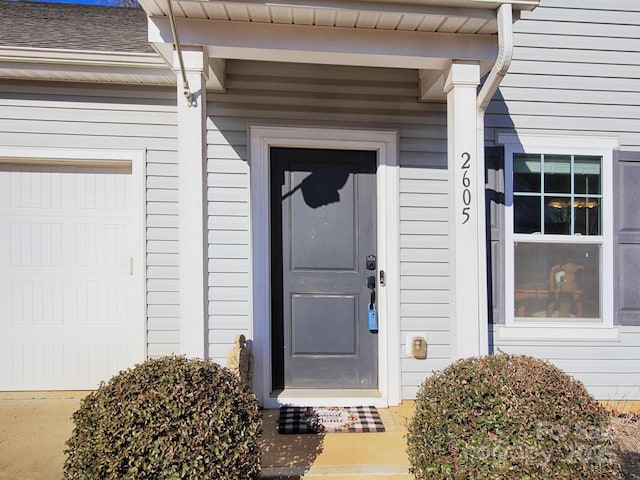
(176, 47, 208, 358)
(444, 61, 488, 359)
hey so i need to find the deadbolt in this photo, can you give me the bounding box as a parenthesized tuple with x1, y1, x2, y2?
(366, 255, 376, 270)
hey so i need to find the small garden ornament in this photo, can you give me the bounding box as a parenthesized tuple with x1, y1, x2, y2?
(226, 334, 254, 387)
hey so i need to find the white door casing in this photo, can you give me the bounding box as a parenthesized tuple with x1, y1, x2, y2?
(249, 126, 400, 408)
(0, 148, 145, 391)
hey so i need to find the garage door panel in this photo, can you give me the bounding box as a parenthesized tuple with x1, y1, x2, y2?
(6, 277, 130, 326)
(10, 338, 66, 386)
(1, 164, 130, 211)
(0, 163, 139, 390)
(7, 220, 130, 269)
(6, 167, 63, 210)
(4, 335, 133, 389)
(10, 222, 63, 267)
(77, 280, 129, 326)
(75, 223, 128, 268)
(11, 280, 65, 326)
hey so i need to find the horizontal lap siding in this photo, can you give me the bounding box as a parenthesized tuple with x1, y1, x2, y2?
(146, 148, 180, 357)
(206, 60, 450, 394)
(0, 80, 179, 359)
(487, 0, 640, 400)
(400, 167, 450, 399)
(485, 0, 640, 151)
(492, 326, 640, 400)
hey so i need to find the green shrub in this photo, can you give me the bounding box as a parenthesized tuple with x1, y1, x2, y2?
(407, 353, 621, 480)
(64, 356, 262, 480)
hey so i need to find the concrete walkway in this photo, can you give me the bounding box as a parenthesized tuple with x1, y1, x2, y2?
(0, 392, 414, 479)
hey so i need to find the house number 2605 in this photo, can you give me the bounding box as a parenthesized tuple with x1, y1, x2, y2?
(461, 152, 471, 225)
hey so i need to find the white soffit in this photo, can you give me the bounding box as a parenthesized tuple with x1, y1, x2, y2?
(141, 0, 535, 98)
(141, 0, 537, 33)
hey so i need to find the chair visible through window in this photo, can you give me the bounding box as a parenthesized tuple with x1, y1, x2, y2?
(546, 262, 583, 318)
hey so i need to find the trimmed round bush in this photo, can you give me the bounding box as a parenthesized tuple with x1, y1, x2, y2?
(64, 356, 262, 480)
(407, 353, 621, 479)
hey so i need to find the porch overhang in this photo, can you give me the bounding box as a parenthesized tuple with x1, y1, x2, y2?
(140, 0, 538, 100)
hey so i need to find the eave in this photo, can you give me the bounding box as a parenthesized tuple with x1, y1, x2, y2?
(0, 47, 175, 86)
(141, 0, 537, 100)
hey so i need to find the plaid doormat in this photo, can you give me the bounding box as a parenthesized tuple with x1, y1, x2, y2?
(278, 406, 385, 434)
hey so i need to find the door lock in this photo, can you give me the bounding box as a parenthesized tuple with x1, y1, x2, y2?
(366, 255, 376, 271)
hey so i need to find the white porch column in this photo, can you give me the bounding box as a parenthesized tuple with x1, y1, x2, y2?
(444, 61, 488, 359)
(176, 48, 208, 358)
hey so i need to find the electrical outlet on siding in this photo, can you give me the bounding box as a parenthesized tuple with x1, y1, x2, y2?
(405, 332, 428, 357)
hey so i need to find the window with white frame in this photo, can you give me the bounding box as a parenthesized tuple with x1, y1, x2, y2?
(503, 137, 614, 326)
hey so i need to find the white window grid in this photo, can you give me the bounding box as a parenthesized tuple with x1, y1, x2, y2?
(500, 135, 615, 328)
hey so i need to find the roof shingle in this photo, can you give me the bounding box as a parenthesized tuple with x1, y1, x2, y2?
(0, 0, 153, 53)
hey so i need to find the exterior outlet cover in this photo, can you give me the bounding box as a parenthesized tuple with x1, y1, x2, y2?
(408, 335, 427, 359)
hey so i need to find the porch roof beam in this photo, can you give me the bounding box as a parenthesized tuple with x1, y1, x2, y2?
(148, 16, 498, 70)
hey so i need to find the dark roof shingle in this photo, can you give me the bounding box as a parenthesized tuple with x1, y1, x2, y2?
(0, 0, 153, 53)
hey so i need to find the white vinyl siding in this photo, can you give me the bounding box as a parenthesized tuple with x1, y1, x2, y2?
(400, 167, 451, 399)
(486, 0, 640, 400)
(206, 60, 450, 397)
(0, 81, 179, 366)
(492, 325, 640, 400)
(485, 0, 640, 151)
(146, 150, 180, 356)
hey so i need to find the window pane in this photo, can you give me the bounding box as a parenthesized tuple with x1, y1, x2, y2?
(514, 154, 541, 193)
(574, 197, 601, 235)
(544, 155, 571, 193)
(514, 196, 541, 233)
(544, 196, 571, 234)
(575, 156, 601, 195)
(514, 242, 600, 320)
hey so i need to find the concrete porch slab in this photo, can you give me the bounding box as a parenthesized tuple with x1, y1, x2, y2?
(0, 392, 415, 480)
(260, 402, 414, 479)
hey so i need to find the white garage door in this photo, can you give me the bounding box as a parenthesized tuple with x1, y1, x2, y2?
(0, 163, 142, 390)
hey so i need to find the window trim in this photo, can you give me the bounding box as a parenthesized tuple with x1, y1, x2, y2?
(497, 134, 617, 335)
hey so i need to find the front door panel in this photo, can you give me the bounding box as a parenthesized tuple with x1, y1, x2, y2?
(270, 148, 377, 389)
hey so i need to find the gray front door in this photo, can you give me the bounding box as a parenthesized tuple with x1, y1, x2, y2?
(270, 147, 378, 389)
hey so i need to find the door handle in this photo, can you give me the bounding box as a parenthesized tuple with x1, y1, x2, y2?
(367, 275, 378, 332)
(367, 275, 376, 290)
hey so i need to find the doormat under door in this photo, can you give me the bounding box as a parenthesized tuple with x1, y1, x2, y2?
(278, 406, 385, 434)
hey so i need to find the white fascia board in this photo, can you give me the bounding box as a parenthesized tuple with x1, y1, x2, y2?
(157, 0, 536, 17)
(362, 0, 538, 10)
(0, 47, 174, 85)
(0, 47, 166, 69)
(149, 16, 498, 70)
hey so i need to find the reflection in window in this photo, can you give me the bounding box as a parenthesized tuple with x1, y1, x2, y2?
(514, 243, 600, 320)
(513, 154, 602, 236)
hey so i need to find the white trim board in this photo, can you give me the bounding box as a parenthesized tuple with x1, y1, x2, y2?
(496, 133, 618, 335)
(249, 126, 400, 408)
